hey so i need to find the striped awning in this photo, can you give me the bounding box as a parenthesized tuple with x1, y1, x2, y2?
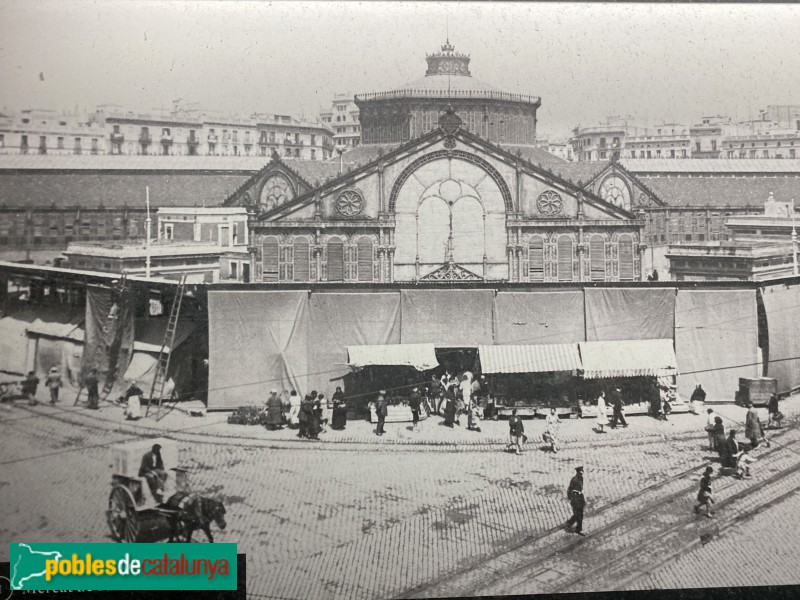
(579, 339, 678, 379)
(346, 343, 439, 371)
(477, 343, 582, 374)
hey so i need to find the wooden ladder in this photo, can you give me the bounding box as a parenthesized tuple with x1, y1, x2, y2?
(146, 275, 187, 419)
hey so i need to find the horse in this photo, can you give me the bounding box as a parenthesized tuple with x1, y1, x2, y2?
(165, 493, 227, 543)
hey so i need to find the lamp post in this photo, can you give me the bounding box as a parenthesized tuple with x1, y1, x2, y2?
(145, 186, 152, 279)
(792, 198, 798, 276)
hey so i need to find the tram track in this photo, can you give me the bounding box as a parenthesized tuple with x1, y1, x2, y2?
(400, 423, 800, 599)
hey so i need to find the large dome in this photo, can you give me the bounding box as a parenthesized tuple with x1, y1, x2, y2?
(398, 74, 501, 94)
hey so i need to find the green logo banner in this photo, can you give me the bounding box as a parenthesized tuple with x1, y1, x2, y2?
(9, 543, 237, 591)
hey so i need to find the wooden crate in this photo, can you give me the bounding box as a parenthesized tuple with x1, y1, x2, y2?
(735, 378, 777, 406)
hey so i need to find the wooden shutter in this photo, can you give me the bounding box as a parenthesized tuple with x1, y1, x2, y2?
(528, 236, 544, 282)
(590, 236, 605, 281)
(293, 238, 310, 282)
(619, 235, 634, 281)
(327, 240, 344, 281)
(357, 238, 373, 282)
(557, 237, 573, 282)
(262, 237, 279, 281)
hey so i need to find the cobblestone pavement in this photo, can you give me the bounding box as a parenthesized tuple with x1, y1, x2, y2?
(1, 395, 799, 599)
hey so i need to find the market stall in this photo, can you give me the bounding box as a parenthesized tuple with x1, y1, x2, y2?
(346, 343, 439, 422)
(477, 343, 584, 417)
(577, 338, 687, 417)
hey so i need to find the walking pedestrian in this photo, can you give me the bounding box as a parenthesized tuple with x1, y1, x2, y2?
(46, 366, 62, 405)
(308, 400, 323, 439)
(331, 399, 347, 430)
(565, 466, 586, 535)
(693, 466, 714, 518)
(84, 368, 99, 410)
(298, 394, 311, 438)
(544, 407, 560, 452)
(767, 394, 784, 429)
(287, 390, 301, 427)
(724, 430, 741, 470)
(705, 408, 718, 450)
(712, 416, 726, 460)
(608, 387, 628, 429)
(690, 384, 706, 415)
(744, 402, 764, 449)
(375, 390, 387, 436)
(508, 409, 525, 455)
(21, 371, 40, 406)
(265, 389, 284, 431)
(595, 391, 608, 433)
(736, 449, 757, 479)
(443, 391, 456, 428)
(408, 387, 421, 432)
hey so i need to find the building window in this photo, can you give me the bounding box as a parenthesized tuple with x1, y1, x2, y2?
(618, 234, 634, 281)
(57, 137, 64, 150)
(74, 137, 82, 155)
(311, 149, 316, 160)
(695, 142, 701, 153)
(640, 151, 645, 158)
(557, 236, 573, 282)
(230, 262, 238, 279)
(311, 134, 316, 146)
(262, 237, 279, 281)
(163, 223, 174, 240)
(327, 239, 345, 281)
(589, 235, 605, 281)
(528, 236, 544, 282)
(711, 140, 717, 151)
(646, 150, 652, 158)
(39, 136, 47, 154)
(357, 238, 373, 282)
(670, 149, 675, 158)
(293, 238, 310, 281)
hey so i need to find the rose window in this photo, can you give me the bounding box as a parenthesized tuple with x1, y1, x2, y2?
(537, 190, 563, 216)
(335, 189, 364, 217)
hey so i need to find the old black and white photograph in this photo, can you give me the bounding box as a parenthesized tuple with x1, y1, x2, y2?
(2, 1, 800, 598)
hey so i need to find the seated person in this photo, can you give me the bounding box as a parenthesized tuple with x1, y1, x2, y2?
(124, 381, 144, 420)
(138, 443, 168, 502)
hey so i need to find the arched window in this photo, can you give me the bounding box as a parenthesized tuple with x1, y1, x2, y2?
(618, 234, 634, 281)
(327, 238, 345, 282)
(557, 236, 573, 282)
(293, 238, 310, 282)
(528, 236, 544, 282)
(357, 238, 374, 282)
(589, 235, 606, 281)
(261, 236, 279, 282)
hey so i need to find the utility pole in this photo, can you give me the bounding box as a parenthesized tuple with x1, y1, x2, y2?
(145, 186, 152, 279)
(792, 198, 798, 276)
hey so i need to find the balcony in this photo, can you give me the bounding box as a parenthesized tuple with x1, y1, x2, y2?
(110, 132, 125, 144)
(139, 133, 152, 145)
(207, 134, 218, 142)
(284, 139, 304, 147)
(160, 134, 173, 144)
(187, 136, 199, 146)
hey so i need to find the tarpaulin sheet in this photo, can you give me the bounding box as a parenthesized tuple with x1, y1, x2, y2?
(761, 285, 800, 394)
(0, 316, 31, 375)
(208, 290, 309, 409)
(584, 288, 675, 341)
(478, 343, 582, 373)
(400, 289, 494, 346)
(579, 339, 678, 379)
(310, 293, 401, 394)
(80, 285, 134, 389)
(493, 291, 585, 344)
(675, 289, 758, 401)
(347, 343, 438, 370)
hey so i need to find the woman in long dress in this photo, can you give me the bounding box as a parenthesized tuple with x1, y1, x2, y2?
(596, 391, 608, 433)
(287, 390, 301, 427)
(544, 407, 560, 452)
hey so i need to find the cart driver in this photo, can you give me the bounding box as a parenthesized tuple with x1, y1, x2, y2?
(139, 443, 168, 502)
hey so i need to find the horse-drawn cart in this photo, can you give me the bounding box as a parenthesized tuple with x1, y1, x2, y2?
(106, 438, 227, 543)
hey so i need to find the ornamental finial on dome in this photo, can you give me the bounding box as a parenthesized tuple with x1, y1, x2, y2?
(425, 40, 471, 77)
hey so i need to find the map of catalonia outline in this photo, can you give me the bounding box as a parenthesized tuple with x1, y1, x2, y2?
(11, 544, 62, 590)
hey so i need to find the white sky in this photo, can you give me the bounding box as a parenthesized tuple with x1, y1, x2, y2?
(1, 1, 799, 138)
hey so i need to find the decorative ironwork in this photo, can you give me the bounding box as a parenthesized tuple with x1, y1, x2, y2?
(420, 262, 483, 281)
(260, 174, 295, 211)
(439, 106, 462, 136)
(389, 150, 513, 212)
(335, 189, 365, 217)
(536, 190, 563, 216)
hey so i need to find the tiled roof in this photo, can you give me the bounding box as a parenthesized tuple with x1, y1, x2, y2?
(621, 158, 800, 174)
(0, 172, 251, 209)
(635, 175, 800, 208)
(501, 145, 567, 169)
(332, 144, 399, 166)
(287, 160, 345, 186)
(0, 154, 269, 171)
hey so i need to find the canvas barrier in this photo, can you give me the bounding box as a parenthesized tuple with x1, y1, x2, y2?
(493, 291, 585, 344)
(400, 289, 494, 346)
(675, 289, 758, 401)
(761, 285, 800, 394)
(208, 290, 309, 409)
(584, 288, 675, 341)
(80, 285, 134, 389)
(309, 293, 401, 395)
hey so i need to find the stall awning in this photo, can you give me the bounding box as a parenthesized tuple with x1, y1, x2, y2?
(346, 343, 439, 371)
(579, 339, 678, 379)
(478, 343, 582, 374)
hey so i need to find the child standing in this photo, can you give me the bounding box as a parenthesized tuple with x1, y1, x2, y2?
(694, 466, 715, 518)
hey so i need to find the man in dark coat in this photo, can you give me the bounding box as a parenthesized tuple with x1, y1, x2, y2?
(265, 389, 284, 431)
(608, 387, 628, 429)
(139, 443, 168, 502)
(408, 387, 421, 431)
(298, 394, 311, 438)
(85, 368, 100, 410)
(21, 371, 40, 406)
(375, 390, 387, 436)
(331, 400, 347, 430)
(565, 466, 586, 535)
(725, 430, 741, 470)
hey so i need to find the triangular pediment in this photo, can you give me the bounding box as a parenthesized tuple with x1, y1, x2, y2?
(419, 262, 483, 281)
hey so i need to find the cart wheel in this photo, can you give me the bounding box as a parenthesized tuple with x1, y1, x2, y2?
(108, 486, 139, 543)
